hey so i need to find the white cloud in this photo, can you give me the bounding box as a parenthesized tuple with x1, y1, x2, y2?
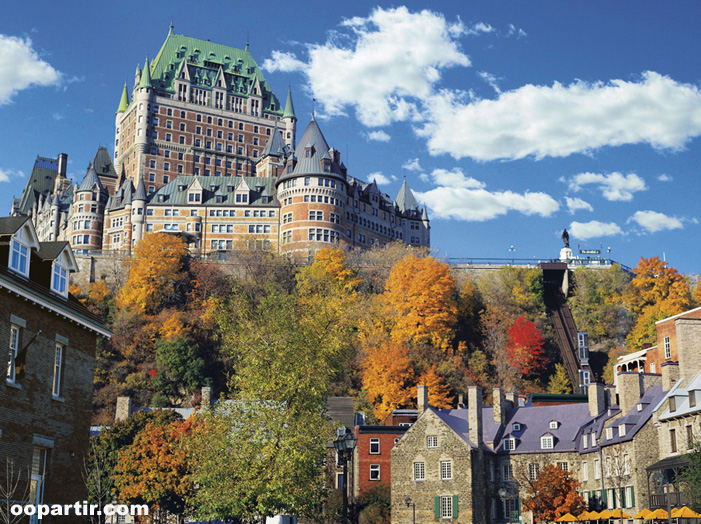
(428, 168, 485, 189)
(466, 22, 495, 36)
(507, 24, 527, 38)
(365, 130, 391, 142)
(416, 186, 558, 221)
(0, 35, 61, 105)
(52, 112, 64, 121)
(0, 168, 24, 183)
(658, 174, 673, 182)
(403, 158, 423, 172)
(418, 72, 701, 161)
(478, 71, 501, 94)
(368, 172, 396, 185)
(628, 210, 683, 233)
(565, 197, 593, 214)
(265, 7, 470, 126)
(569, 220, 622, 239)
(568, 172, 647, 201)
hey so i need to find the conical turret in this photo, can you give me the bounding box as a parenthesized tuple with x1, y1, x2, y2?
(283, 87, 296, 121)
(117, 83, 130, 113)
(138, 57, 153, 89)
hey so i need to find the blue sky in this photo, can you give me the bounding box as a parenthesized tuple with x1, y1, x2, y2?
(1, 1, 700, 274)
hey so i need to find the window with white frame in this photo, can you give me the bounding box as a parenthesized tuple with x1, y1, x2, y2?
(336, 472, 345, 488)
(605, 457, 612, 477)
(414, 462, 425, 481)
(619, 424, 626, 437)
(606, 427, 613, 440)
(582, 461, 588, 481)
(7, 325, 19, 382)
(582, 434, 588, 448)
(541, 436, 554, 449)
(9, 239, 29, 276)
(503, 438, 516, 451)
(440, 496, 453, 519)
(440, 461, 452, 480)
(369, 438, 380, 454)
(502, 463, 513, 481)
(51, 263, 68, 297)
(528, 463, 539, 480)
(623, 454, 631, 475)
(427, 436, 438, 448)
(550, 421, 559, 430)
(594, 458, 601, 479)
(52, 344, 64, 398)
(369, 464, 380, 481)
(557, 462, 568, 472)
(664, 336, 671, 359)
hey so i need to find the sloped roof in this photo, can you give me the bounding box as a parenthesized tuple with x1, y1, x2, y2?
(283, 87, 296, 120)
(117, 83, 129, 113)
(149, 28, 282, 115)
(138, 57, 153, 89)
(78, 163, 103, 192)
(15, 156, 59, 215)
(395, 178, 420, 213)
(133, 177, 147, 201)
(149, 176, 277, 206)
(0, 216, 31, 236)
(261, 127, 289, 158)
(92, 147, 118, 180)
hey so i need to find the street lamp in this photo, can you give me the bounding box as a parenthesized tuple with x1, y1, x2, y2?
(405, 497, 415, 524)
(334, 426, 357, 524)
(509, 245, 516, 264)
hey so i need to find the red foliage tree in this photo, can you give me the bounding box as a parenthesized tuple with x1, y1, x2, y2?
(505, 315, 548, 376)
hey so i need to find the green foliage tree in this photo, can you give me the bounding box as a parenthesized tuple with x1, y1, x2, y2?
(678, 435, 701, 512)
(357, 483, 391, 524)
(154, 337, 208, 404)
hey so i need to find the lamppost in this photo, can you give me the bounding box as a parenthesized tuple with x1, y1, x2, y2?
(405, 497, 416, 524)
(334, 426, 357, 524)
(509, 245, 516, 264)
(652, 472, 673, 524)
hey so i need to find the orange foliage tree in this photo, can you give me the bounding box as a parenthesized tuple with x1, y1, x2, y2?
(362, 340, 416, 421)
(381, 255, 458, 348)
(417, 364, 454, 409)
(523, 464, 585, 522)
(625, 257, 691, 348)
(116, 233, 188, 313)
(114, 419, 195, 519)
(506, 315, 548, 377)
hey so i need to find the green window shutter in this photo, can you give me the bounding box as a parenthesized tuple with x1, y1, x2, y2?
(435, 496, 440, 519)
(630, 486, 635, 507)
(602, 489, 607, 506)
(453, 495, 459, 519)
(518, 497, 522, 516)
(620, 488, 626, 508)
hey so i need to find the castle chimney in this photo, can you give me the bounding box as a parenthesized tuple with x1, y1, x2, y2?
(468, 386, 483, 448)
(417, 385, 428, 415)
(493, 388, 506, 425)
(616, 372, 644, 414)
(58, 153, 68, 178)
(115, 396, 132, 422)
(457, 394, 465, 409)
(661, 361, 680, 391)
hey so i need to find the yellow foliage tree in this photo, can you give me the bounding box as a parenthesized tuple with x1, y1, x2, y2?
(417, 365, 454, 408)
(381, 255, 458, 349)
(296, 248, 362, 297)
(362, 340, 416, 421)
(117, 233, 188, 313)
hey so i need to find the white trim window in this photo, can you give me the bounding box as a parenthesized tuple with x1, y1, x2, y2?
(51, 263, 68, 297)
(9, 239, 29, 276)
(413, 462, 425, 481)
(369, 464, 380, 481)
(369, 438, 380, 454)
(503, 438, 516, 451)
(594, 458, 601, 480)
(582, 461, 589, 481)
(440, 461, 453, 480)
(623, 454, 631, 476)
(528, 463, 540, 480)
(664, 337, 671, 359)
(502, 463, 513, 481)
(52, 344, 63, 398)
(7, 325, 19, 382)
(606, 427, 613, 440)
(440, 496, 453, 519)
(541, 436, 554, 449)
(427, 435, 438, 448)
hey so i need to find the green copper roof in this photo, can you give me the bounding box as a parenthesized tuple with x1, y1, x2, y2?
(149, 30, 282, 115)
(282, 87, 296, 120)
(138, 57, 153, 89)
(117, 83, 129, 112)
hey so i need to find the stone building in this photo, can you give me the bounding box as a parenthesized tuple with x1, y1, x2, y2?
(0, 217, 110, 522)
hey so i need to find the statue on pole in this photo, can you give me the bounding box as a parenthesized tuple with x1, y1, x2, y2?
(561, 228, 570, 248)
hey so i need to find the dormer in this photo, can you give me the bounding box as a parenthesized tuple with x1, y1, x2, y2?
(6, 218, 40, 278)
(39, 243, 78, 299)
(235, 178, 250, 204)
(549, 420, 560, 430)
(540, 433, 556, 449)
(512, 422, 521, 432)
(188, 178, 204, 203)
(503, 437, 518, 451)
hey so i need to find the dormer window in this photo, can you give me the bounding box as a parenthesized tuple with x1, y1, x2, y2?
(690, 390, 697, 408)
(582, 434, 588, 448)
(512, 423, 521, 432)
(503, 438, 516, 451)
(188, 192, 201, 202)
(549, 421, 559, 430)
(619, 424, 626, 437)
(670, 396, 677, 412)
(606, 427, 613, 440)
(9, 239, 29, 276)
(51, 262, 68, 297)
(541, 436, 554, 449)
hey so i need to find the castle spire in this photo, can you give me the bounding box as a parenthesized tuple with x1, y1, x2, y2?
(138, 57, 152, 89)
(282, 87, 296, 121)
(117, 82, 129, 113)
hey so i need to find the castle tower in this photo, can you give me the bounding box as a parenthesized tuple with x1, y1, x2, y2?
(131, 177, 147, 243)
(276, 118, 347, 261)
(282, 87, 297, 149)
(71, 163, 108, 251)
(394, 178, 430, 248)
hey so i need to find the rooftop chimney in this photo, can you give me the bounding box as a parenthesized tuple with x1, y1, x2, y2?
(468, 386, 483, 448)
(616, 372, 644, 414)
(417, 385, 428, 415)
(58, 153, 68, 178)
(115, 396, 132, 422)
(493, 388, 506, 425)
(661, 361, 680, 391)
(588, 383, 606, 417)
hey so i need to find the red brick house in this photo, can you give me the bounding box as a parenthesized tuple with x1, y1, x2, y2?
(354, 425, 409, 496)
(0, 217, 110, 523)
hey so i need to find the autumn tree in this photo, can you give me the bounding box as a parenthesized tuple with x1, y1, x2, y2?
(380, 255, 458, 349)
(114, 419, 195, 520)
(625, 257, 691, 348)
(417, 365, 455, 408)
(362, 340, 416, 421)
(506, 315, 548, 377)
(117, 233, 189, 313)
(547, 364, 571, 394)
(523, 464, 585, 522)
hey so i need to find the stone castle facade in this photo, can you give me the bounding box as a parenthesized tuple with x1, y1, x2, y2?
(11, 27, 429, 260)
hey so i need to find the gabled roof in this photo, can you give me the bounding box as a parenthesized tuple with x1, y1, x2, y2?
(37, 241, 78, 272)
(78, 163, 104, 192)
(0, 216, 34, 236)
(148, 28, 282, 115)
(429, 407, 480, 449)
(395, 178, 420, 213)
